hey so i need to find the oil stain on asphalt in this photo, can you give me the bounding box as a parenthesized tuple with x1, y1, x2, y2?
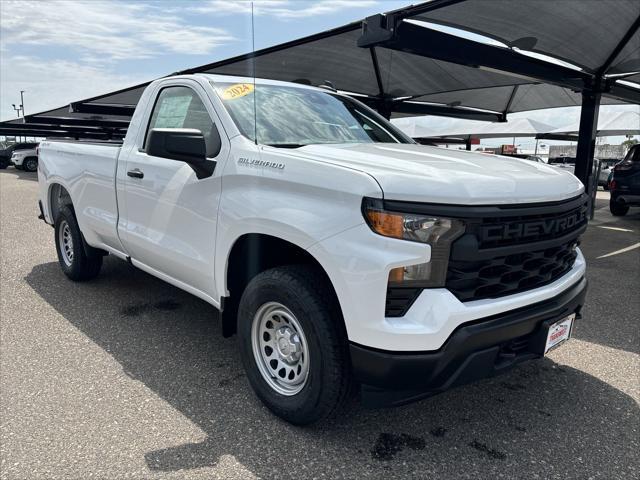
(469, 440, 507, 460)
(371, 433, 426, 461)
(429, 427, 447, 438)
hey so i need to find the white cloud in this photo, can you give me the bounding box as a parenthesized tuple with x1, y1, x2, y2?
(0, 55, 152, 121)
(194, 0, 379, 19)
(0, 0, 235, 62)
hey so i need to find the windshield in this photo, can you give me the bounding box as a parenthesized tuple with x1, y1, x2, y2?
(212, 81, 413, 147)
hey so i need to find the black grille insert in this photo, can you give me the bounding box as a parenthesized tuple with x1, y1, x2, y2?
(447, 239, 579, 301)
(385, 287, 421, 317)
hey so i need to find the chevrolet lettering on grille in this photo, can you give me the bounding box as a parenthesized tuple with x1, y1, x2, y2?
(480, 210, 586, 242)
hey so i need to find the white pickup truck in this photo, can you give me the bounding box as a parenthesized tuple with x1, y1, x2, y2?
(38, 74, 588, 424)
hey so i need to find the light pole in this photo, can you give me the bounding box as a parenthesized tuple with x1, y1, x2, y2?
(20, 90, 25, 121)
(11, 104, 23, 142)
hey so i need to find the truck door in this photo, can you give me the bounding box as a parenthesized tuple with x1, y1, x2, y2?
(119, 82, 228, 302)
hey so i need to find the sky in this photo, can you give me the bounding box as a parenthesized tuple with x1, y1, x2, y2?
(0, 0, 637, 147)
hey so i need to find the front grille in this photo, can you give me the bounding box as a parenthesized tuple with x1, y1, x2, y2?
(445, 195, 588, 302)
(447, 239, 579, 301)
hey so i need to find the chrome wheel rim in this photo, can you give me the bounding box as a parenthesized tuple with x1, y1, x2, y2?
(59, 220, 74, 266)
(251, 302, 310, 396)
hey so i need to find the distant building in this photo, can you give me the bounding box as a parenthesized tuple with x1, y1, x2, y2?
(549, 144, 625, 159)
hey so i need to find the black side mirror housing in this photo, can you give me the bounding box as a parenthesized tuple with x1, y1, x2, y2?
(147, 128, 216, 179)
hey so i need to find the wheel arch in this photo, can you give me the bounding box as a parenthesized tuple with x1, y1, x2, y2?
(48, 182, 74, 224)
(220, 233, 344, 338)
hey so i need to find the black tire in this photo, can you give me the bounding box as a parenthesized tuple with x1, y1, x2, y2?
(238, 265, 353, 425)
(603, 183, 609, 191)
(23, 157, 38, 172)
(609, 200, 629, 216)
(54, 206, 103, 281)
(0, 159, 8, 169)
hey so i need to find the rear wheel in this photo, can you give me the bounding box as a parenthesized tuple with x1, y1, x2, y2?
(54, 206, 103, 281)
(23, 157, 38, 172)
(609, 200, 629, 216)
(238, 265, 353, 425)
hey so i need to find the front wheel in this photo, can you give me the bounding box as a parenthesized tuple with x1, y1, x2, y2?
(54, 206, 103, 281)
(610, 200, 629, 216)
(238, 265, 353, 425)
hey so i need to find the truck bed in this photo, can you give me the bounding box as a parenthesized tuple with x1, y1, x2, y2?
(38, 139, 123, 253)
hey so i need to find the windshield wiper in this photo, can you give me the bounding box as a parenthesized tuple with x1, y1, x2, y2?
(266, 143, 307, 149)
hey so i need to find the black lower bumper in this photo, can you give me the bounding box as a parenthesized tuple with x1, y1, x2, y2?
(351, 277, 587, 407)
(611, 191, 640, 206)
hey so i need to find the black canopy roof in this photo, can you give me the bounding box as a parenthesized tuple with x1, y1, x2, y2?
(409, 0, 639, 75)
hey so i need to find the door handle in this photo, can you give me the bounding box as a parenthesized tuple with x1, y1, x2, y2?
(127, 168, 144, 179)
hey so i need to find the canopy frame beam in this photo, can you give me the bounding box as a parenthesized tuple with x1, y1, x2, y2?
(501, 85, 520, 121)
(599, 13, 640, 75)
(359, 97, 504, 121)
(23, 116, 130, 129)
(69, 103, 136, 117)
(0, 128, 123, 140)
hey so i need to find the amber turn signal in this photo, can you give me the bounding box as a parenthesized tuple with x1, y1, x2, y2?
(365, 210, 404, 239)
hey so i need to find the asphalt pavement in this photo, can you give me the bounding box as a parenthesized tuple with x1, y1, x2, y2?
(1, 168, 638, 479)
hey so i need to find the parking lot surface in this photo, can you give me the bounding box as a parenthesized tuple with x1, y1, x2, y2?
(1, 169, 638, 479)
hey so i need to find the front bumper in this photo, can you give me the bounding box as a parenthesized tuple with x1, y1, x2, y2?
(351, 276, 587, 407)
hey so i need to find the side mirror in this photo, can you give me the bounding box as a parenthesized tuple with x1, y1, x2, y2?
(147, 128, 215, 179)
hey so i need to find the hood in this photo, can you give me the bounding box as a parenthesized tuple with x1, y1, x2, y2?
(11, 149, 36, 157)
(291, 143, 584, 204)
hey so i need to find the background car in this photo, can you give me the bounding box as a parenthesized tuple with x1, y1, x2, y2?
(0, 142, 38, 169)
(609, 145, 640, 216)
(10, 144, 40, 172)
(548, 156, 576, 174)
(597, 158, 621, 190)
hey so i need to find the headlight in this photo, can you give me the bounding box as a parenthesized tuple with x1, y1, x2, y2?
(362, 197, 465, 287)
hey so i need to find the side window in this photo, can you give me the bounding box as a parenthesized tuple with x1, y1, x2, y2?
(145, 86, 218, 156)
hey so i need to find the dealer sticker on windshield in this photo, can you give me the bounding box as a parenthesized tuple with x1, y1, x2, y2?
(221, 83, 254, 100)
(545, 314, 575, 354)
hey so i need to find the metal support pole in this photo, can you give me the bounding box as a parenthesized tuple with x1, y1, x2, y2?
(574, 89, 601, 194)
(465, 138, 471, 151)
(377, 100, 392, 120)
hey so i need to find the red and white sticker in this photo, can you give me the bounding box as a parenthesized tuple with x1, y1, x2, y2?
(545, 314, 575, 353)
